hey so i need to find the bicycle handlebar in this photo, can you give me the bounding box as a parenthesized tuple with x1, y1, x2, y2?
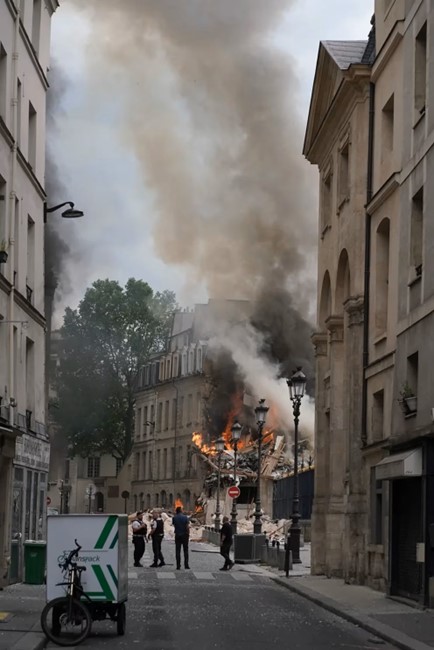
(59, 539, 82, 571)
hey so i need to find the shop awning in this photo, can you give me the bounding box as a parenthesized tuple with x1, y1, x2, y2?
(375, 448, 422, 480)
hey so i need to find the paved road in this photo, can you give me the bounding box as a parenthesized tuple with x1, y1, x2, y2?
(47, 540, 397, 650)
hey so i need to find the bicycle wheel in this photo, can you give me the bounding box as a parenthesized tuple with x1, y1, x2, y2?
(41, 596, 92, 647)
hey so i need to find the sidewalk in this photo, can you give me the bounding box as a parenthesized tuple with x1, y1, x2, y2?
(0, 583, 46, 650)
(270, 543, 434, 650)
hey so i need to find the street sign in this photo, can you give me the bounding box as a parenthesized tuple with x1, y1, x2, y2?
(46, 496, 51, 506)
(228, 486, 240, 499)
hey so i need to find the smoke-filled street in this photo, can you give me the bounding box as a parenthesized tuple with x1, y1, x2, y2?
(42, 541, 398, 650)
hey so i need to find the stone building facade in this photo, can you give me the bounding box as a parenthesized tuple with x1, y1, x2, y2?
(0, 0, 58, 585)
(130, 300, 251, 513)
(307, 0, 434, 607)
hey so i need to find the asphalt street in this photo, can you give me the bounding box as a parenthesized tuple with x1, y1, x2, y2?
(46, 539, 399, 650)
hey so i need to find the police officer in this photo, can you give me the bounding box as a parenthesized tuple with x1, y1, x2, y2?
(131, 511, 147, 567)
(148, 509, 165, 567)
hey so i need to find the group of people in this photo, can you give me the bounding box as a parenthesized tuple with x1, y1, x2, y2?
(131, 509, 234, 571)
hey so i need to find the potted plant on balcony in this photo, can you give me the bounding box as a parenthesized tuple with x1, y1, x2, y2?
(0, 239, 8, 264)
(398, 382, 417, 415)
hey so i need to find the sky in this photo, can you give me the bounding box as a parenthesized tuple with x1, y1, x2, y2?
(49, 0, 373, 320)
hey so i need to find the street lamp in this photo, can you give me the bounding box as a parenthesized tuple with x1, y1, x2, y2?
(230, 421, 242, 534)
(285, 367, 307, 572)
(44, 201, 84, 223)
(253, 399, 269, 534)
(214, 437, 225, 532)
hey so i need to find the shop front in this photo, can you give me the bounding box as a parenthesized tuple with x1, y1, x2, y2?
(375, 442, 434, 607)
(11, 433, 50, 582)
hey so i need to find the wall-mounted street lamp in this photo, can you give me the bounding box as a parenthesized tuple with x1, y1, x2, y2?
(44, 201, 84, 223)
(285, 367, 307, 574)
(214, 437, 225, 532)
(230, 421, 242, 534)
(253, 399, 269, 535)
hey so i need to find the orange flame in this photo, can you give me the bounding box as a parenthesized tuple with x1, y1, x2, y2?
(174, 498, 183, 509)
(192, 432, 217, 455)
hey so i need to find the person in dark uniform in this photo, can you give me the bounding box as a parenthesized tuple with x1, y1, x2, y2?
(148, 509, 165, 567)
(172, 506, 190, 570)
(131, 511, 147, 567)
(220, 516, 234, 571)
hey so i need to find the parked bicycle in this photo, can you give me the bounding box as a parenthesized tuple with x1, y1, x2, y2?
(40, 539, 92, 646)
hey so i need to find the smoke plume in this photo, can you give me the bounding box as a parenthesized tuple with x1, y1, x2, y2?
(45, 62, 76, 307)
(64, 0, 317, 435)
(67, 0, 316, 306)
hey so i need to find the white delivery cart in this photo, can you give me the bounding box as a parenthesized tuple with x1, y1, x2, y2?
(46, 514, 128, 635)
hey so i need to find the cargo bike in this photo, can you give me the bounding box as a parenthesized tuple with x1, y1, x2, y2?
(41, 515, 128, 647)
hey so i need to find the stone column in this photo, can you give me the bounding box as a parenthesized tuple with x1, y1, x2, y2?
(311, 331, 329, 574)
(325, 314, 346, 576)
(343, 296, 367, 583)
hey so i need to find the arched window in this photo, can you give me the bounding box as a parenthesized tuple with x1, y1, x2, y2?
(146, 493, 151, 509)
(95, 492, 104, 512)
(196, 348, 202, 372)
(155, 493, 159, 507)
(336, 249, 351, 312)
(161, 490, 167, 508)
(183, 489, 191, 510)
(319, 271, 331, 329)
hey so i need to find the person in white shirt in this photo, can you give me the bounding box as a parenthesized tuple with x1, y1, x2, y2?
(131, 511, 147, 567)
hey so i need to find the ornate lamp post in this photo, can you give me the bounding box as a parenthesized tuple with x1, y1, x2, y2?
(253, 399, 269, 534)
(230, 421, 242, 534)
(214, 437, 225, 532)
(285, 367, 307, 571)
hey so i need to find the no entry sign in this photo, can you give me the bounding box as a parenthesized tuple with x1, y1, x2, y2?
(228, 486, 240, 499)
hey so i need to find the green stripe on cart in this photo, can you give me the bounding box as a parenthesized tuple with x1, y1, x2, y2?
(107, 564, 118, 588)
(92, 565, 115, 601)
(95, 516, 117, 549)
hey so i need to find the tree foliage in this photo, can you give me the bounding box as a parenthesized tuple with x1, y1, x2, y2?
(54, 278, 176, 461)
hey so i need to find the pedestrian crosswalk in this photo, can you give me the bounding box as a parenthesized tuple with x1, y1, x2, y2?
(128, 569, 270, 583)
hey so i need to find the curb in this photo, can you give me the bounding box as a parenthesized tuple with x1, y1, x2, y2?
(9, 633, 46, 650)
(272, 577, 433, 650)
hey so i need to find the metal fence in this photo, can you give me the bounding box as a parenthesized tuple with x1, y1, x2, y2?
(272, 469, 314, 521)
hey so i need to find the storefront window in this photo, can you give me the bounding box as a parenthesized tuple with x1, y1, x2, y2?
(25, 470, 32, 540)
(32, 472, 39, 539)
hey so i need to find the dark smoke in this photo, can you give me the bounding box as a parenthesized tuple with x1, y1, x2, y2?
(45, 62, 75, 311)
(250, 286, 315, 393)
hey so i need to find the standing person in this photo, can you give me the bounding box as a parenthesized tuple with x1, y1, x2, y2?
(148, 509, 165, 567)
(172, 506, 190, 570)
(131, 511, 147, 568)
(220, 516, 234, 571)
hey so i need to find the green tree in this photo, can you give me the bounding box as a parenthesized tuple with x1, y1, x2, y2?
(54, 278, 176, 461)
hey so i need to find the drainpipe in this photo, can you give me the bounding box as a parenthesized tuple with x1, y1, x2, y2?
(361, 80, 375, 447)
(7, 5, 20, 428)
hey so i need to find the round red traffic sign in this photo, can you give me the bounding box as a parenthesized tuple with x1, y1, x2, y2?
(228, 486, 240, 499)
(46, 496, 51, 506)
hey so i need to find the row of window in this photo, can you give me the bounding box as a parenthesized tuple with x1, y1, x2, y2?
(136, 392, 202, 438)
(138, 345, 204, 388)
(87, 457, 123, 479)
(0, 178, 37, 300)
(133, 445, 197, 482)
(321, 21, 428, 237)
(0, 48, 39, 171)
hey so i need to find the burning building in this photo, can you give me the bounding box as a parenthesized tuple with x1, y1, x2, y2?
(130, 299, 252, 513)
(130, 298, 314, 523)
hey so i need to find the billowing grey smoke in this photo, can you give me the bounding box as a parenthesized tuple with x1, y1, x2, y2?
(68, 0, 317, 308)
(45, 62, 75, 308)
(65, 0, 317, 434)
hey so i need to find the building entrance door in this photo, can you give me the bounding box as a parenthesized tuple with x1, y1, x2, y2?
(391, 477, 423, 601)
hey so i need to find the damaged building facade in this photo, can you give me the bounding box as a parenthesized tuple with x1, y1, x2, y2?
(307, 0, 434, 607)
(130, 300, 252, 513)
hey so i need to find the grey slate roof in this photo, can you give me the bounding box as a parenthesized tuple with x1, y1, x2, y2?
(322, 40, 369, 70)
